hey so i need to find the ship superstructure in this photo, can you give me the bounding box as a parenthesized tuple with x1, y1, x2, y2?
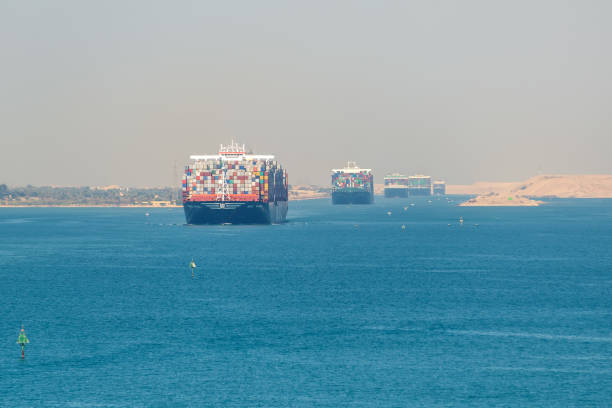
(384, 173, 409, 198)
(182, 141, 288, 224)
(331, 162, 374, 204)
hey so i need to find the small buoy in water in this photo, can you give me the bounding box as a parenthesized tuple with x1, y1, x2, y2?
(387, 211, 392, 216)
(189, 259, 197, 278)
(401, 224, 406, 230)
(145, 212, 150, 217)
(17, 326, 29, 359)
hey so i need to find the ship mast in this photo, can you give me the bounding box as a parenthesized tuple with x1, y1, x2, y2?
(217, 168, 231, 202)
(216, 141, 245, 202)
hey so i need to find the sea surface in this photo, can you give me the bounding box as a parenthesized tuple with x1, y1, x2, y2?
(1, 197, 611, 407)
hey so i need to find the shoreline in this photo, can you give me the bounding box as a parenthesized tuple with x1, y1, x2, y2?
(0, 197, 331, 208)
(2, 196, 610, 209)
(0, 204, 183, 208)
(458, 194, 544, 207)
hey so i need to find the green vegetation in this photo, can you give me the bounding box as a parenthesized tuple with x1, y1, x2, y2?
(0, 185, 181, 206)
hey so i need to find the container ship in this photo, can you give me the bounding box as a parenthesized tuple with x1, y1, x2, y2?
(182, 142, 288, 224)
(384, 173, 409, 198)
(433, 180, 446, 195)
(331, 162, 374, 204)
(408, 175, 432, 196)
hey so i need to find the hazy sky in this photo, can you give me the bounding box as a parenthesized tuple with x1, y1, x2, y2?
(1, 0, 611, 187)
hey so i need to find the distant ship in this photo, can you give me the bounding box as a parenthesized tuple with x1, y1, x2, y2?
(331, 162, 374, 204)
(384, 173, 409, 198)
(182, 141, 288, 224)
(433, 180, 446, 195)
(408, 175, 432, 196)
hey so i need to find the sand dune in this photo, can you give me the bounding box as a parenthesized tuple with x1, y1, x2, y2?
(448, 182, 520, 195)
(506, 174, 612, 198)
(456, 174, 612, 206)
(460, 194, 543, 207)
(289, 185, 329, 200)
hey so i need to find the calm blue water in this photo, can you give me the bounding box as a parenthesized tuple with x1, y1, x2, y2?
(1, 197, 611, 407)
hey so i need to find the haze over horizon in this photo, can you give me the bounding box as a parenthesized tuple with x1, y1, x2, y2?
(2, 1, 611, 187)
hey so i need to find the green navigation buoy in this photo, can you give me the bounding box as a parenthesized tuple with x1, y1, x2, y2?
(190, 259, 197, 278)
(17, 327, 29, 359)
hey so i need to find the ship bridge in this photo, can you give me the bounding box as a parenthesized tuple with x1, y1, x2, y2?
(190, 141, 274, 161)
(332, 161, 372, 174)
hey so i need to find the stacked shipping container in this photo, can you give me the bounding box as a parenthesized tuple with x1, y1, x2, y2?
(331, 170, 373, 192)
(408, 175, 432, 196)
(182, 158, 287, 203)
(384, 173, 410, 198)
(384, 173, 409, 186)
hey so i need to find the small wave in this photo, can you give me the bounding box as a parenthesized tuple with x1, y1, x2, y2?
(362, 325, 392, 331)
(448, 330, 612, 343)
(362, 326, 422, 333)
(484, 366, 611, 375)
(424, 268, 488, 274)
(556, 354, 611, 361)
(0, 218, 33, 224)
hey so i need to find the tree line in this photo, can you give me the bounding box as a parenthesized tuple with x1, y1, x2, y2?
(0, 184, 181, 205)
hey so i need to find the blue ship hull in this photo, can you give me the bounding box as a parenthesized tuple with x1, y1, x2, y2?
(184, 200, 288, 224)
(408, 188, 431, 196)
(332, 190, 374, 205)
(384, 188, 408, 198)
